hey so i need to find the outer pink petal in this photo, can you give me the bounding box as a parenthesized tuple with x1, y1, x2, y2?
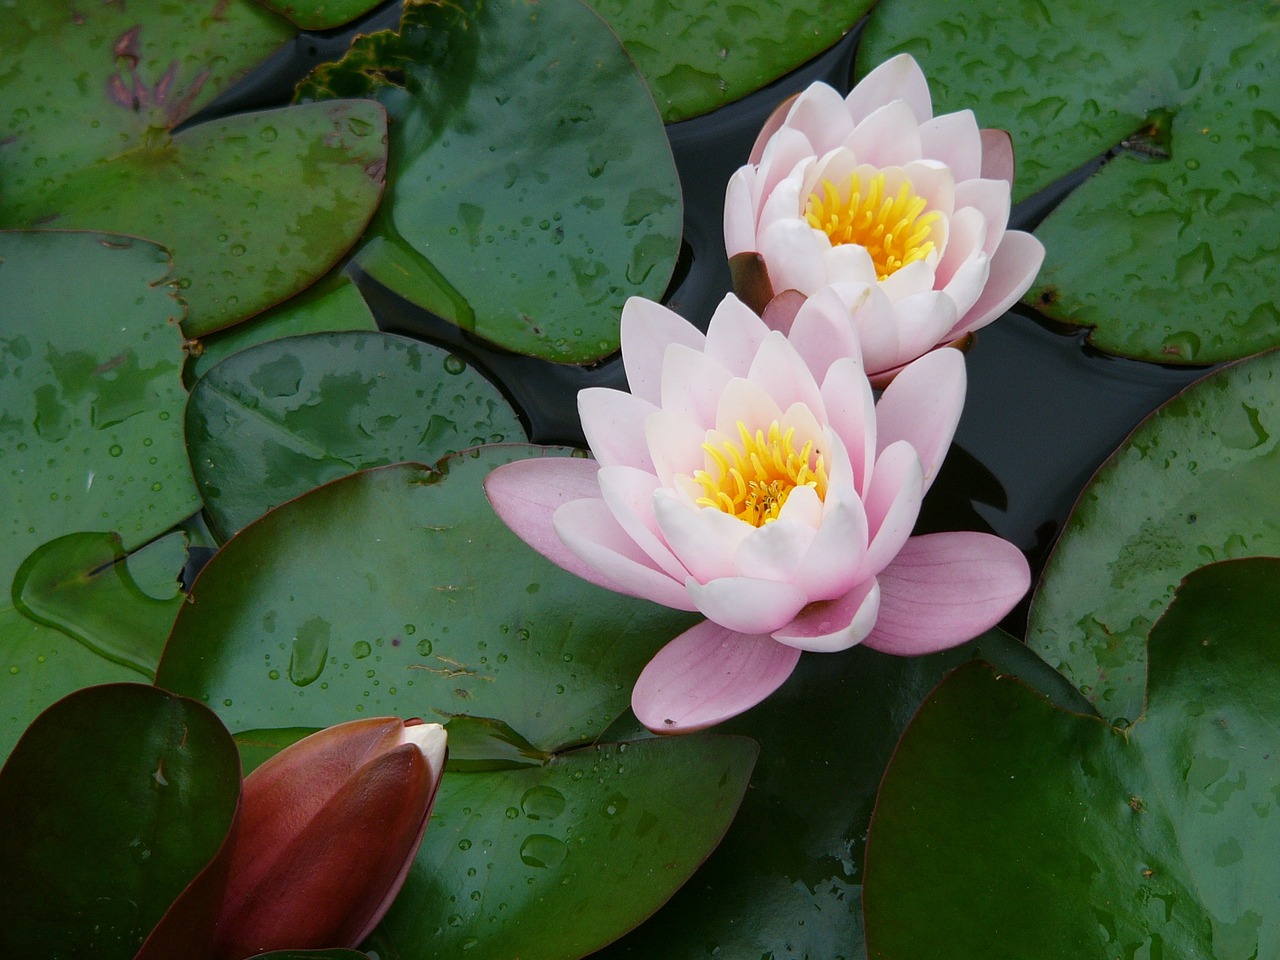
(918, 110, 982, 180)
(875, 347, 965, 490)
(554, 498, 696, 610)
(783, 81, 855, 155)
(934, 205, 988, 292)
(596, 465, 689, 581)
(632, 622, 801, 733)
(790, 493, 869, 601)
(661, 343, 733, 428)
(772, 577, 880, 652)
(819, 356, 876, 495)
(949, 230, 1046, 338)
(749, 92, 799, 164)
(862, 532, 1030, 655)
(858, 441, 924, 578)
(620, 298, 706, 406)
(686, 575, 810, 634)
(954, 177, 1011, 258)
(746, 330, 825, 419)
(789, 286, 865, 383)
(704, 294, 771, 376)
(886, 291, 961, 371)
(485, 457, 608, 583)
(979, 129, 1015, 185)
(724, 168, 758, 256)
(846, 100, 924, 167)
(846, 54, 932, 124)
(757, 126, 821, 207)
(578, 387, 658, 471)
(758, 218, 830, 295)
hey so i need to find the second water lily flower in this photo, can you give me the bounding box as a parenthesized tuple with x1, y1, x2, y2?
(486, 294, 1029, 733)
(212, 717, 447, 959)
(724, 54, 1045, 380)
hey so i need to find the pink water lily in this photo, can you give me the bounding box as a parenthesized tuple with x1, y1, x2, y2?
(485, 294, 1029, 733)
(724, 54, 1045, 381)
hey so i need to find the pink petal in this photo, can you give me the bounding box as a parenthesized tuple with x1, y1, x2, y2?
(733, 517, 817, 582)
(858, 441, 924, 578)
(846, 100, 924, 167)
(757, 126, 821, 209)
(757, 217, 830, 295)
(632, 622, 801, 733)
(980, 129, 1015, 185)
(578, 387, 658, 471)
(846, 54, 932, 125)
(485, 457, 607, 583)
(790, 492, 869, 600)
(949, 230, 1046, 337)
(620, 298, 706, 406)
(887, 291, 961, 370)
(862, 532, 1030, 655)
(686, 575, 810, 634)
(704, 294, 771, 376)
(821, 242, 880, 285)
(554, 498, 696, 610)
(749, 92, 800, 164)
(772, 577, 880, 652)
(746, 330, 825, 418)
(933, 206, 988, 298)
(875, 347, 965, 490)
(714, 377, 784, 437)
(653, 492, 747, 584)
(819, 355, 876, 494)
(783, 81, 855, 155)
(843, 283, 904, 376)
(789, 285, 865, 383)
(756, 165, 807, 236)
(954, 177, 1011, 258)
(661, 343, 733, 428)
(760, 289, 808, 336)
(596, 465, 689, 581)
(918, 110, 982, 180)
(645, 409, 708, 486)
(724, 168, 758, 257)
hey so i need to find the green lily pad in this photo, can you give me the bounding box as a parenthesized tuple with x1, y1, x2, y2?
(372, 736, 756, 959)
(1028, 347, 1280, 723)
(864, 558, 1280, 959)
(590, 0, 873, 122)
(0, 683, 240, 960)
(0, 231, 199, 591)
(186, 269, 376, 384)
(156, 449, 698, 751)
(1, 531, 188, 762)
(252, 0, 385, 30)
(593, 629, 1088, 960)
(860, 0, 1279, 363)
(0, 0, 389, 335)
(297, 0, 681, 363)
(185, 331, 524, 539)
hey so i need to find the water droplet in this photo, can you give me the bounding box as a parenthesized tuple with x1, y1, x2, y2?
(108, 444, 123, 457)
(259, 125, 278, 142)
(230, 244, 246, 257)
(353, 640, 372, 659)
(603, 793, 629, 818)
(417, 638, 434, 657)
(405, 623, 417, 635)
(505, 806, 519, 820)
(520, 785, 565, 820)
(443, 354, 466, 375)
(458, 838, 472, 851)
(519, 834, 567, 869)
(289, 617, 331, 686)
(268, 669, 279, 680)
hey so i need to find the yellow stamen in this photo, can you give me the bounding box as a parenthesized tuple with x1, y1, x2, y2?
(804, 171, 939, 280)
(692, 420, 828, 527)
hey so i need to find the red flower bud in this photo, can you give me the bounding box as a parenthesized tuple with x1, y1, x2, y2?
(212, 717, 446, 959)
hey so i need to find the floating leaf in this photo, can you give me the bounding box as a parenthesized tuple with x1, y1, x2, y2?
(0, 683, 240, 960)
(0, 231, 199, 590)
(298, 0, 681, 363)
(0, 0, 388, 334)
(157, 449, 698, 751)
(1028, 347, 1280, 722)
(860, 0, 1279, 362)
(186, 331, 524, 539)
(252, 0, 385, 30)
(594, 630, 1086, 960)
(590, 0, 873, 122)
(865, 558, 1280, 959)
(374, 736, 756, 959)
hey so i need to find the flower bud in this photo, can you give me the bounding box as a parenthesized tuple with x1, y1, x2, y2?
(212, 717, 447, 959)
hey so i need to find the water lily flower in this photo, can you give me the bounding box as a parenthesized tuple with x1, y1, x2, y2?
(485, 294, 1029, 733)
(724, 54, 1045, 381)
(212, 717, 447, 959)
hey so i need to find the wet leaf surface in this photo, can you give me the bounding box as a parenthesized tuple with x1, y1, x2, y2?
(297, 0, 681, 363)
(865, 559, 1280, 960)
(1028, 347, 1280, 722)
(186, 330, 523, 539)
(251, 0, 386, 30)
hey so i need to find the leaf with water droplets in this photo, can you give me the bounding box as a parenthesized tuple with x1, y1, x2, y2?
(250, 0, 385, 30)
(860, 0, 1280, 362)
(1028, 347, 1280, 722)
(0, 0, 387, 335)
(185, 330, 524, 539)
(865, 558, 1280, 958)
(296, 0, 681, 363)
(0, 683, 241, 959)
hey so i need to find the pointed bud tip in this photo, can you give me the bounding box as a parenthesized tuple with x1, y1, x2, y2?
(401, 721, 447, 778)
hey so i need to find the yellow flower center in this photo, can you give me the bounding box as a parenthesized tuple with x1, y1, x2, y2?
(693, 420, 828, 527)
(804, 171, 940, 279)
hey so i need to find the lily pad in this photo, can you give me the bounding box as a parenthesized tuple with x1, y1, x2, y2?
(373, 736, 757, 959)
(1, 531, 188, 762)
(1027, 347, 1280, 723)
(185, 331, 524, 539)
(297, 0, 681, 363)
(860, 0, 1279, 362)
(864, 558, 1280, 959)
(156, 448, 698, 751)
(0, 0, 389, 335)
(593, 629, 1087, 960)
(252, 0, 386, 30)
(0, 683, 240, 960)
(0, 231, 199, 590)
(185, 268, 376, 384)
(590, 0, 873, 122)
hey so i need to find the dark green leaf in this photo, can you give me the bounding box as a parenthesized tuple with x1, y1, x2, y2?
(185, 331, 524, 539)
(865, 558, 1280, 960)
(252, 0, 385, 30)
(298, 0, 681, 363)
(1028, 347, 1280, 722)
